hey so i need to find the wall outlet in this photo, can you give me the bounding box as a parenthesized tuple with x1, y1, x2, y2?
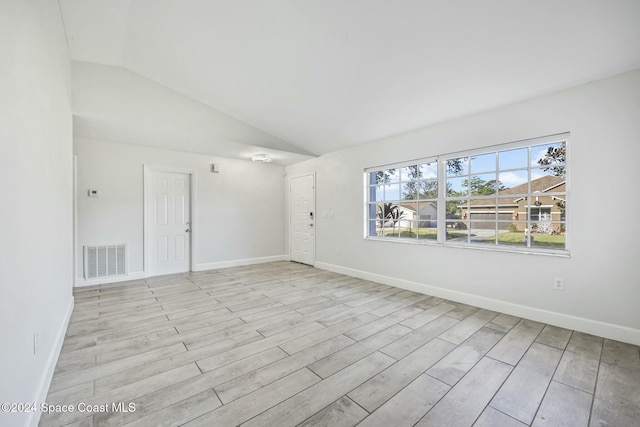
(553, 278, 564, 290)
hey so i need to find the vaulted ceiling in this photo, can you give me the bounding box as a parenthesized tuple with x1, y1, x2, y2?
(60, 0, 640, 164)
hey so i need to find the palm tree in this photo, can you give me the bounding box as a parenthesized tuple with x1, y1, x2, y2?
(377, 203, 405, 236)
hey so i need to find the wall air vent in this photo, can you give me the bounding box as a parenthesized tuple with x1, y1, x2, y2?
(83, 244, 127, 280)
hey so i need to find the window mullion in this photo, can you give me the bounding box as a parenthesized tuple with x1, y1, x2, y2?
(437, 157, 446, 244)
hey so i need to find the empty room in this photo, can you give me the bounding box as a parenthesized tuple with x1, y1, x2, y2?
(2, 1, 640, 426)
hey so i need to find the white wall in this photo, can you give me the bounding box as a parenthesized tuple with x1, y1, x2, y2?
(0, 1, 74, 426)
(74, 138, 287, 283)
(287, 69, 640, 345)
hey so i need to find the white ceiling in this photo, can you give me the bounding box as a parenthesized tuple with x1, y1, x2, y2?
(60, 0, 640, 163)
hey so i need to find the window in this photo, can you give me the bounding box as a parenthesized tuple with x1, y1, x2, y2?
(367, 160, 438, 239)
(366, 133, 568, 254)
(530, 207, 552, 223)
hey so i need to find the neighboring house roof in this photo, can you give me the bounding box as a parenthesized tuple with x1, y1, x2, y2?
(396, 201, 437, 213)
(503, 175, 564, 196)
(464, 175, 565, 207)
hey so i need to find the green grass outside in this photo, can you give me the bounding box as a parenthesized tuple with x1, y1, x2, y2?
(378, 228, 467, 240)
(491, 232, 566, 249)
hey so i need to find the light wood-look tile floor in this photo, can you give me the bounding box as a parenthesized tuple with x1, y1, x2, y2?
(41, 261, 640, 427)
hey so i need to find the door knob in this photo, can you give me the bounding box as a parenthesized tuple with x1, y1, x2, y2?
(185, 228, 191, 232)
(308, 224, 314, 227)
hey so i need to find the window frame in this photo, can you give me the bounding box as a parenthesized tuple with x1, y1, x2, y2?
(365, 157, 439, 241)
(364, 133, 569, 256)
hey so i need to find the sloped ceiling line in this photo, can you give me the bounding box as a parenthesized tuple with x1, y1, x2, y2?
(60, 0, 640, 163)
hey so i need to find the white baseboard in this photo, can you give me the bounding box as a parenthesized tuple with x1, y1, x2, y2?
(195, 255, 289, 271)
(315, 261, 640, 346)
(74, 271, 146, 287)
(75, 256, 292, 286)
(28, 296, 74, 427)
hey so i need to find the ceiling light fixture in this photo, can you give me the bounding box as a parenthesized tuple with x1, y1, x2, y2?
(251, 154, 272, 163)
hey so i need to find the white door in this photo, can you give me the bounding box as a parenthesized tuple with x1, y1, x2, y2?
(290, 174, 315, 265)
(148, 170, 191, 275)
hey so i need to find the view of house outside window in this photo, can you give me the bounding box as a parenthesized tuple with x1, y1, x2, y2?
(366, 133, 568, 254)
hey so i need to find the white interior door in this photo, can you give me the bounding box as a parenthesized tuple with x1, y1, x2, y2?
(148, 170, 191, 276)
(290, 174, 315, 265)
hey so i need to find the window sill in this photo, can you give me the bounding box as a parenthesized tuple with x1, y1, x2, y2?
(364, 236, 570, 257)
